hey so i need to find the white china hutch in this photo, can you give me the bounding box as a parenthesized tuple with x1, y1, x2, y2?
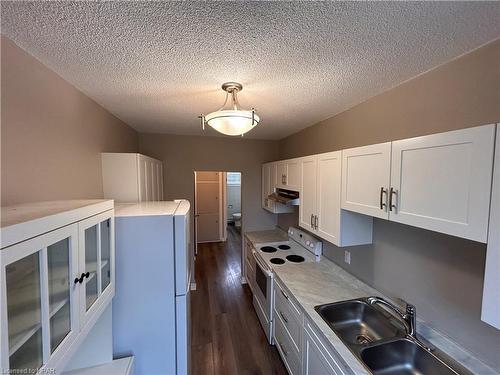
(0, 200, 115, 374)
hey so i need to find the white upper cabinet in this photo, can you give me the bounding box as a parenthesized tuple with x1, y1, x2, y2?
(482, 125, 500, 329)
(299, 156, 317, 232)
(262, 162, 294, 214)
(300, 152, 373, 247)
(277, 159, 300, 191)
(341, 143, 392, 219)
(102, 153, 163, 203)
(340, 124, 495, 242)
(389, 124, 495, 242)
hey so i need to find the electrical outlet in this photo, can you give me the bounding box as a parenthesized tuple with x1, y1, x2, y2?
(344, 250, 351, 265)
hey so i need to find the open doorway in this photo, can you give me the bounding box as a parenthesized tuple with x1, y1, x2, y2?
(193, 171, 242, 252)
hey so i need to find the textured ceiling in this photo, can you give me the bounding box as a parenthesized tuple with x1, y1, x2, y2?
(2, 2, 500, 140)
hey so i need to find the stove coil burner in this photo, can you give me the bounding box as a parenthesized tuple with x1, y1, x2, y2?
(270, 258, 286, 265)
(261, 246, 277, 253)
(278, 245, 291, 250)
(286, 255, 305, 263)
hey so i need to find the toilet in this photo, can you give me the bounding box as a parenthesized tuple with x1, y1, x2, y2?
(232, 212, 241, 227)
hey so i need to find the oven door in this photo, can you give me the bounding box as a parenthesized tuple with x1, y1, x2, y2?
(252, 252, 274, 342)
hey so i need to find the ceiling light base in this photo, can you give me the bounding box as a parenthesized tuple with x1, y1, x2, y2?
(222, 82, 243, 93)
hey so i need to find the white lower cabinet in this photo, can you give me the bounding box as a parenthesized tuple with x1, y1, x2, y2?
(273, 279, 303, 375)
(303, 319, 349, 375)
(272, 278, 353, 375)
(0, 201, 114, 374)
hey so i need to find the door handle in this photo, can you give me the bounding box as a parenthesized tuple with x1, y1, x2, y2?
(310, 214, 314, 228)
(389, 187, 397, 212)
(315, 215, 318, 230)
(380, 187, 387, 210)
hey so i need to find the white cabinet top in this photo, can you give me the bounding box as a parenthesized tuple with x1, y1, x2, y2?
(1, 199, 113, 249)
(115, 200, 189, 217)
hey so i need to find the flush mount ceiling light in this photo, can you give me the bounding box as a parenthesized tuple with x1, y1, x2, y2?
(199, 82, 259, 136)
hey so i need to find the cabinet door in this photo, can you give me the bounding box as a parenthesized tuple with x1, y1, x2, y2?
(1, 224, 79, 371)
(262, 164, 270, 208)
(303, 321, 347, 375)
(299, 156, 317, 232)
(303, 332, 342, 375)
(316, 151, 342, 245)
(137, 156, 148, 202)
(482, 124, 500, 328)
(277, 162, 288, 188)
(287, 159, 301, 191)
(78, 211, 115, 328)
(390, 124, 495, 242)
(158, 162, 164, 200)
(341, 143, 391, 219)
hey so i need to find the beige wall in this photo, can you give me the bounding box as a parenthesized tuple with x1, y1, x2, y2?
(277, 39, 500, 370)
(1, 37, 138, 205)
(279, 39, 500, 159)
(139, 133, 279, 237)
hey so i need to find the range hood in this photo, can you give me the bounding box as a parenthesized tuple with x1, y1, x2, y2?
(267, 188, 300, 206)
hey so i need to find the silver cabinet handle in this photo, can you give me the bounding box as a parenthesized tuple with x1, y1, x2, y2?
(380, 187, 387, 210)
(280, 289, 289, 299)
(389, 187, 397, 212)
(310, 214, 314, 228)
(279, 310, 288, 323)
(314, 215, 318, 230)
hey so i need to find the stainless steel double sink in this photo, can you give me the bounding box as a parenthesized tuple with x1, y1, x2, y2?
(315, 298, 470, 375)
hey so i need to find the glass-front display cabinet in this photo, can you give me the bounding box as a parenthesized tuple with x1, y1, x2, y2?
(1, 203, 114, 373)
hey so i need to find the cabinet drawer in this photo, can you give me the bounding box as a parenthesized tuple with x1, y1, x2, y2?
(274, 311, 301, 375)
(274, 280, 302, 352)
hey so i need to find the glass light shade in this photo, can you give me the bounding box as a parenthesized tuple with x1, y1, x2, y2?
(205, 109, 260, 136)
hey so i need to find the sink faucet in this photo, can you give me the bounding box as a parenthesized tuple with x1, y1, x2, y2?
(367, 296, 417, 338)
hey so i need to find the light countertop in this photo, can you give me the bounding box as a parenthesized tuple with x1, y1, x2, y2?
(245, 230, 499, 375)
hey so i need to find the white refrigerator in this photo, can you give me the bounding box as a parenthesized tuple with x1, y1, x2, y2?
(112, 200, 192, 375)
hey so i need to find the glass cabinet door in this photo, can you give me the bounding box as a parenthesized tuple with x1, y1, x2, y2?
(2, 224, 78, 372)
(78, 211, 114, 326)
(6, 252, 43, 371)
(100, 219, 111, 292)
(84, 225, 98, 311)
(47, 238, 71, 353)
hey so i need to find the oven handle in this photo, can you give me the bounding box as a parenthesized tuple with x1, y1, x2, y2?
(253, 252, 273, 278)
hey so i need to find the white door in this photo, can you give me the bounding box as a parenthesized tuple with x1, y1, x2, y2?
(299, 156, 317, 232)
(195, 172, 222, 243)
(341, 142, 391, 219)
(316, 151, 342, 245)
(0, 224, 79, 371)
(286, 159, 301, 191)
(389, 124, 495, 242)
(78, 211, 115, 328)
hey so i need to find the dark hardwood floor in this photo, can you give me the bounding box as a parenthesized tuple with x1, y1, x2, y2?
(191, 226, 287, 375)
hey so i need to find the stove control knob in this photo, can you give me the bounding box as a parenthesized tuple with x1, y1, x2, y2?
(306, 240, 310, 246)
(310, 243, 314, 248)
